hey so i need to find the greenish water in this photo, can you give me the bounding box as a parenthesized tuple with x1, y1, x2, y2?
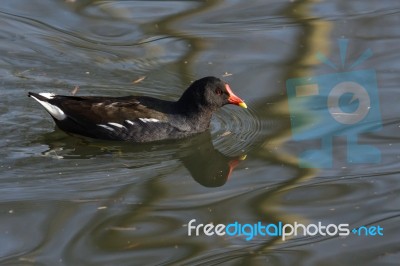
(1, 0, 400, 265)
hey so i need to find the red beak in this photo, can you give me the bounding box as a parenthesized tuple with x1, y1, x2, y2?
(227, 154, 247, 179)
(225, 84, 247, 108)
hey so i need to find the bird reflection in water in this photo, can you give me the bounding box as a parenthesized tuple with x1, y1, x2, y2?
(36, 130, 246, 187)
(179, 137, 246, 187)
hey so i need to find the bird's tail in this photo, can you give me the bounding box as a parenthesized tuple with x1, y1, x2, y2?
(28, 92, 66, 120)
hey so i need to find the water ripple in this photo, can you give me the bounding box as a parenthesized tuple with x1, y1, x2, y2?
(212, 105, 262, 156)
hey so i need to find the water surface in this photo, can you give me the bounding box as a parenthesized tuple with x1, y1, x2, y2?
(1, 0, 400, 265)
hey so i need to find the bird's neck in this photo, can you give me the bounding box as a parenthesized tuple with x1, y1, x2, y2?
(174, 100, 214, 131)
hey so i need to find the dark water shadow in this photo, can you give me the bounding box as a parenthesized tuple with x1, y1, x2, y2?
(33, 129, 245, 188)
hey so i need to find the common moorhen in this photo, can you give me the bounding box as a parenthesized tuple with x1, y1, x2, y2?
(28, 76, 247, 142)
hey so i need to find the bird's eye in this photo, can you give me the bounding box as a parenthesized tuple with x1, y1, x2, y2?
(215, 88, 223, 95)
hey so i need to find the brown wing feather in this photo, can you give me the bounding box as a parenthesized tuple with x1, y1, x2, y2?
(49, 95, 169, 124)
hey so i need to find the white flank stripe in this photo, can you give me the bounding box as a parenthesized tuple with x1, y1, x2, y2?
(108, 122, 125, 128)
(30, 95, 66, 120)
(139, 118, 160, 123)
(39, 92, 55, 99)
(97, 124, 115, 131)
(125, 120, 135, 125)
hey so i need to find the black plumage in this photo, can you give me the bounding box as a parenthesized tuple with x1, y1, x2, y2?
(28, 76, 247, 142)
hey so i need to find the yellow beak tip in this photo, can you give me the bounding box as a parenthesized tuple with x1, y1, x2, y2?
(239, 102, 248, 109)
